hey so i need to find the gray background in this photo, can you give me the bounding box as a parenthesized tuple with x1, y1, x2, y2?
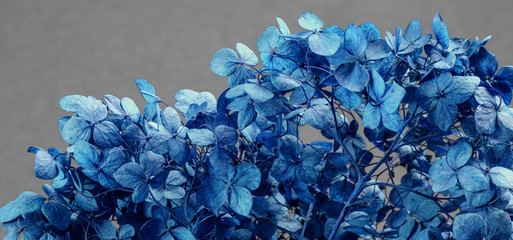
(1, 0, 512, 228)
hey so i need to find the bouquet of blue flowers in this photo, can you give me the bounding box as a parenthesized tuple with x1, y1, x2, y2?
(2, 12, 513, 240)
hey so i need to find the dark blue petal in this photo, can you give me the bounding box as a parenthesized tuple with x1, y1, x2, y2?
(139, 151, 166, 177)
(215, 125, 238, 146)
(197, 178, 229, 214)
(334, 62, 370, 92)
(430, 97, 457, 131)
(42, 202, 70, 231)
(471, 47, 498, 79)
(93, 121, 122, 148)
(75, 190, 98, 212)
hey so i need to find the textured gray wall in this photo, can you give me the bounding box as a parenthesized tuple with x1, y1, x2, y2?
(1, 0, 513, 230)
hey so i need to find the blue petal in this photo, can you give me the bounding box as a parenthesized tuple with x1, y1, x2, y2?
(78, 96, 108, 123)
(135, 79, 160, 103)
(229, 185, 252, 216)
(42, 202, 70, 231)
(276, 17, 291, 35)
(61, 116, 92, 144)
(244, 83, 274, 103)
(308, 31, 341, 56)
(326, 46, 354, 68)
(197, 178, 229, 214)
(257, 26, 279, 53)
(445, 76, 480, 104)
(344, 24, 367, 57)
(215, 125, 238, 146)
(298, 12, 323, 31)
(59, 95, 87, 113)
(430, 97, 457, 131)
(404, 19, 422, 42)
(489, 166, 513, 188)
(73, 140, 99, 172)
(382, 84, 406, 113)
(162, 107, 181, 133)
(34, 150, 59, 180)
(93, 121, 122, 148)
(121, 97, 140, 122)
(472, 47, 498, 79)
(447, 142, 472, 169)
(16, 192, 45, 215)
(334, 87, 361, 110)
(365, 39, 391, 60)
(114, 162, 145, 188)
(359, 22, 380, 41)
(429, 158, 457, 192)
(187, 128, 216, 146)
(334, 62, 370, 92)
(453, 212, 484, 240)
(237, 105, 257, 130)
(457, 166, 489, 192)
(303, 104, 332, 130)
(236, 43, 258, 66)
(228, 65, 253, 88)
(380, 109, 402, 132)
(431, 13, 450, 50)
(0, 200, 20, 222)
(233, 163, 261, 190)
(369, 69, 385, 100)
(209, 48, 240, 77)
(139, 151, 166, 177)
(363, 104, 381, 129)
(495, 66, 513, 87)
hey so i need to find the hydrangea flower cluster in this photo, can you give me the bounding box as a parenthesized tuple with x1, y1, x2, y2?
(2, 12, 513, 240)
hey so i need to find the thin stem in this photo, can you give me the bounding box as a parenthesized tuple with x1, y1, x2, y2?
(300, 203, 314, 236)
